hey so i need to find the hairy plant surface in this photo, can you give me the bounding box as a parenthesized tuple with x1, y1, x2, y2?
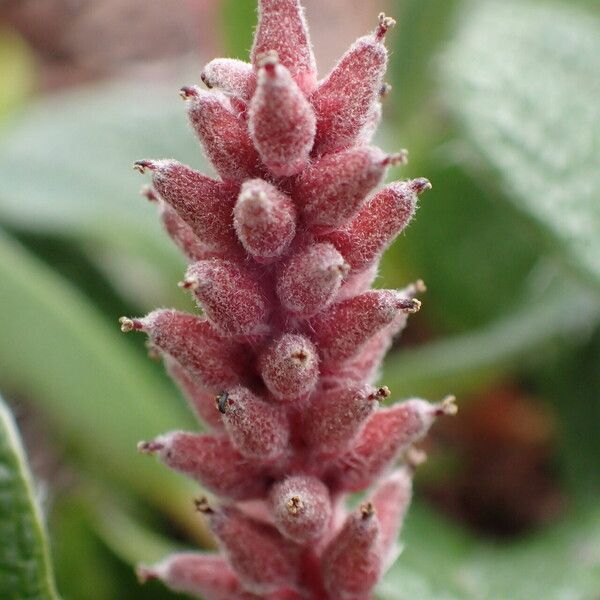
(123, 2, 454, 598)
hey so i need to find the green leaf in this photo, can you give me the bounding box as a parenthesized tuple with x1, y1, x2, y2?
(0, 232, 198, 523)
(378, 502, 600, 600)
(442, 0, 600, 289)
(382, 274, 600, 399)
(0, 396, 60, 600)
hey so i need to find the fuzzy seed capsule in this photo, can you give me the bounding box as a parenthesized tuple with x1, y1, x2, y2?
(370, 468, 413, 570)
(276, 243, 348, 317)
(322, 178, 431, 271)
(308, 290, 421, 363)
(137, 554, 241, 600)
(321, 503, 383, 599)
(303, 385, 387, 454)
(201, 58, 256, 101)
(135, 159, 239, 253)
(234, 179, 297, 261)
(139, 432, 268, 500)
(258, 334, 319, 401)
(219, 386, 289, 461)
(252, 0, 317, 93)
(270, 476, 331, 544)
(123, 310, 247, 391)
(248, 57, 316, 177)
(332, 396, 457, 491)
(311, 14, 395, 154)
(200, 503, 298, 595)
(184, 260, 271, 337)
(182, 86, 261, 182)
(292, 146, 405, 231)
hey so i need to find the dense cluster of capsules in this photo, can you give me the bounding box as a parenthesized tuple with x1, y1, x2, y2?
(122, 2, 455, 598)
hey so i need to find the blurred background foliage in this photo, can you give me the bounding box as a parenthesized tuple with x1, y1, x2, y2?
(0, 0, 599, 598)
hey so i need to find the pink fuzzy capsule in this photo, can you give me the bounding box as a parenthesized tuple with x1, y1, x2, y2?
(218, 386, 289, 461)
(292, 146, 406, 231)
(137, 554, 241, 600)
(276, 243, 348, 317)
(321, 503, 382, 599)
(164, 357, 224, 431)
(183, 260, 270, 337)
(138, 433, 269, 500)
(323, 178, 431, 272)
(134, 159, 239, 253)
(181, 86, 261, 182)
(332, 396, 457, 491)
(201, 58, 256, 101)
(369, 468, 413, 568)
(200, 503, 298, 595)
(311, 14, 396, 154)
(258, 333, 319, 401)
(251, 0, 317, 94)
(120, 310, 246, 391)
(234, 179, 297, 261)
(269, 475, 331, 544)
(248, 56, 316, 177)
(303, 385, 388, 454)
(308, 290, 421, 363)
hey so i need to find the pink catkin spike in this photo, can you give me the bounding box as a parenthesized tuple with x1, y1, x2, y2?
(322, 178, 431, 272)
(258, 333, 319, 401)
(369, 467, 413, 569)
(218, 386, 289, 461)
(308, 290, 421, 363)
(139, 432, 269, 500)
(311, 14, 396, 155)
(164, 356, 225, 431)
(276, 243, 348, 317)
(292, 146, 406, 231)
(303, 385, 388, 454)
(137, 553, 242, 600)
(248, 57, 316, 177)
(332, 397, 457, 491)
(122, 310, 247, 392)
(184, 260, 271, 337)
(321, 503, 382, 599)
(135, 159, 239, 253)
(200, 503, 298, 595)
(234, 179, 297, 262)
(201, 58, 257, 101)
(252, 0, 317, 93)
(182, 86, 262, 182)
(269, 475, 331, 544)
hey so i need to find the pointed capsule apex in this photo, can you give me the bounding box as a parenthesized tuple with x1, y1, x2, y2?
(370, 386, 391, 402)
(194, 496, 215, 514)
(376, 13, 397, 41)
(180, 86, 199, 100)
(403, 298, 421, 313)
(216, 391, 230, 414)
(136, 565, 159, 584)
(137, 440, 164, 454)
(133, 160, 155, 174)
(178, 277, 200, 291)
(382, 150, 409, 167)
(410, 177, 432, 194)
(360, 502, 375, 520)
(286, 495, 304, 516)
(380, 82, 393, 98)
(434, 395, 458, 416)
(119, 316, 143, 333)
(257, 49, 279, 69)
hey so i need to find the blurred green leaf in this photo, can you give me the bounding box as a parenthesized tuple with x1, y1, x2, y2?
(221, 0, 256, 60)
(442, 0, 600, 289)
(0, 76, 208, 306)
(378, 502, 600, 600)
(0, 396, 60, 600)
(0, 28, 35, 120)
(383, 274, 599, 399)
(0, 232, 197, 521)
